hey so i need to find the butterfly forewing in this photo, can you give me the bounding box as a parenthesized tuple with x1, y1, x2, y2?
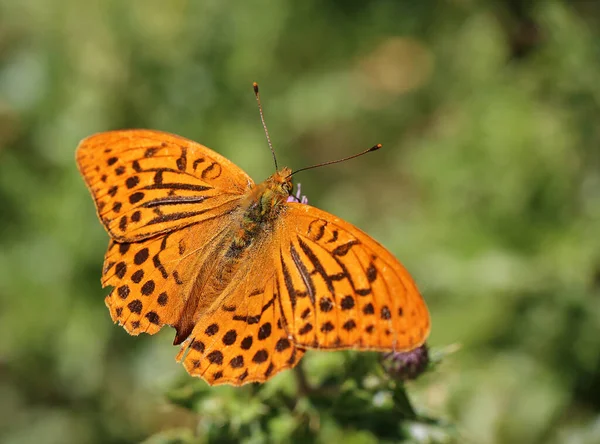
(76, 130, 253, 242)
(276, 204, 430, 352)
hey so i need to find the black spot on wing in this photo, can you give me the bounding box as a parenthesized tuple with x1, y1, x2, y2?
(201, 162, 222, 180)
(192, 157, 204, 171)
(307, 219, 327, 241)
(176, 147, 187, 171)
(332, 240, 360, 256)
(152, 254, 169, 279)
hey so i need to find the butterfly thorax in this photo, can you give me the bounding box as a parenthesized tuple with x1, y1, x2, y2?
(225, 167, 292, 258)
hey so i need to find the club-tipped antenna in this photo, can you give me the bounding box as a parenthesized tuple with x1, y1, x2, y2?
(253, 82, 278, 171)
(288, 144, 382, 177)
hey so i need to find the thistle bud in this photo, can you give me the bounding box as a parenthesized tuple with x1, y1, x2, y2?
(382, 344, 429, 381)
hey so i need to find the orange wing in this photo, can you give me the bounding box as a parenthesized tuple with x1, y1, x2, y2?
(275, 203, 430, 352)
(175, 251, 304, 386)
(76, 129, 252, 242)
(101, 214, 235, 338)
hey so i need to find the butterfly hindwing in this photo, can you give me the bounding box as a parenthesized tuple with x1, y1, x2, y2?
(176, 257, 304, 386)
(276, 204, 430, 352)
(77, 129, 253, 242)
(102, 213, 236, 337)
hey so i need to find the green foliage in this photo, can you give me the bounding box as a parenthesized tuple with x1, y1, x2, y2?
(159, 352, 445, 443)
(1, 1, 599, 443)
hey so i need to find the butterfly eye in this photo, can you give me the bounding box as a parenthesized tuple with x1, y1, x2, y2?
(282, 182, 292, 194)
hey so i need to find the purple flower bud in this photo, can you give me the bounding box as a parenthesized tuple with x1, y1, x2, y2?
(382, 344, 429, 381)
(287, 183, 308, 204)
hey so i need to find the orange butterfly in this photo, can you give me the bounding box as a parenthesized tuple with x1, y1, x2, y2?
(76, 86, 430, 386)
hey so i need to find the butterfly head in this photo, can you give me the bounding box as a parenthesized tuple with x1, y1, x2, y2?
(269, 167, 293, 197)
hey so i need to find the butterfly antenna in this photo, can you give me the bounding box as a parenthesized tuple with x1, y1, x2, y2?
(288, 144, 382, 177)
(253, 82, 278, 171)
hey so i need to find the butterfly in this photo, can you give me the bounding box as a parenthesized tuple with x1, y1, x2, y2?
(76, 91, 430, 386)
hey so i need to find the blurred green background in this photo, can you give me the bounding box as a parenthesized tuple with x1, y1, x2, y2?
(1, 0, 600, 443)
